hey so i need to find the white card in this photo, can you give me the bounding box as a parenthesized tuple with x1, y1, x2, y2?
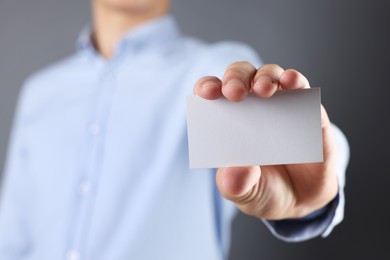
(186, 88, 323, 168)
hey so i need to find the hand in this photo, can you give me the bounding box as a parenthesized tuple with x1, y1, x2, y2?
(193, 63, 338, 220)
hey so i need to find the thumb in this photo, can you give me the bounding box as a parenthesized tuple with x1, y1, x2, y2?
(216, 166, 261, 203)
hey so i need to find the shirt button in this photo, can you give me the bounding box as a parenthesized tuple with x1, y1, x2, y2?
(66, 250, 80, 260)
(89, 123, 101, 135)
(79, 182, 91, 195)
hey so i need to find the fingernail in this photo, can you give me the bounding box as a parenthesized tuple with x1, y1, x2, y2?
(225, 79, 246, 90)
(255, 76, 273, 87)
(201, 81, 219, 88)
(254, 76, 279, 93)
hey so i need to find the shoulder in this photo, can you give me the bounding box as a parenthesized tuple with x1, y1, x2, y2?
(23, 54, 81, 92)
(16, 54, 82, 119)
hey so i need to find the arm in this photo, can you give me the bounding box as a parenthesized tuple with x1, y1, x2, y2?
(195, 63, 349, 241)
(263, 124, 349, 241)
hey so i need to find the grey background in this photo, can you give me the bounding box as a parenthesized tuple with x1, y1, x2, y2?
(0, 0, 389, 259)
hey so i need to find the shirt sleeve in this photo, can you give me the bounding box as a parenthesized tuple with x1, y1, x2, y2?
(0, 84, 31, 258)
(207, 43, 349, 242)
(262, 124, 349, 242)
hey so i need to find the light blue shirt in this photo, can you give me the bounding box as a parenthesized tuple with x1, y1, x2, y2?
(0, 16, 349, 260)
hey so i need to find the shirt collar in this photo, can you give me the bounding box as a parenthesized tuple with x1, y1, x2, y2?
(76, 15, 181, 59)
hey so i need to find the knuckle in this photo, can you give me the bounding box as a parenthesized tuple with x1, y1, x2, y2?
(258, 64, 284, 75)
(267, 63, 284, 71)
(255, 64, 285, 83)
(237, 61, 255, 70)
(228, 61, 254, 70)
(224, 61, 256, 79)
(223, 68, 245, 81)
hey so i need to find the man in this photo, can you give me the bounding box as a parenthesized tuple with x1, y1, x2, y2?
(0, 0, 349, 259)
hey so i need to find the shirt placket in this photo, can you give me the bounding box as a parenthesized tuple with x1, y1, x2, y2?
(65, 62, 117, 260)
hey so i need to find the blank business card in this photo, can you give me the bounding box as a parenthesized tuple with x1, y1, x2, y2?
(186, 88, 323, 168)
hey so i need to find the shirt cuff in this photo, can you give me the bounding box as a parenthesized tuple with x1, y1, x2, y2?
(261, 194, 340, 242)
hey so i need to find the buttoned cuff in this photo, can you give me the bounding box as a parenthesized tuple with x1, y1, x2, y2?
(261, 194, 340, 242)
